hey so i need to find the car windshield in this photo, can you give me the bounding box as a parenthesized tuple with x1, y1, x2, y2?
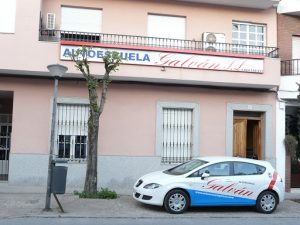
(164, 159, 208, 175)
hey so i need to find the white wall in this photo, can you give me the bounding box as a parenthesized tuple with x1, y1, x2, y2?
(278, 76, 300, 99)
(276, 100, 286, 189)
(0, 0, 16, 33)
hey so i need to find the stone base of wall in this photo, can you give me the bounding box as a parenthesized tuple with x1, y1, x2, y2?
(8, 154, 172, 194)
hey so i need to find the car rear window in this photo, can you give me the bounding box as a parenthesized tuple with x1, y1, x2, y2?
(164, 159, 208, 175)
(233, 162, 266, 175)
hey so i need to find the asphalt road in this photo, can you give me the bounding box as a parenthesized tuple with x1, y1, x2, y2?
(0, 218, 299, 225)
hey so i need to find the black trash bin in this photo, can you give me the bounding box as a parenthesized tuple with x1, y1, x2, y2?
(51, 166, 68, 194)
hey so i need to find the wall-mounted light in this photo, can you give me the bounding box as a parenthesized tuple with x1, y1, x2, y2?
(161, 66, 166, 72)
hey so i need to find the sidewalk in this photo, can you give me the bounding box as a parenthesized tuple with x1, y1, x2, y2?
(1, 185, 300, 219)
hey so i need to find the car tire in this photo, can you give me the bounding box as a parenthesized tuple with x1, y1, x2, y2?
(164, 189, 189, 214)
(256, 191, 278, 214)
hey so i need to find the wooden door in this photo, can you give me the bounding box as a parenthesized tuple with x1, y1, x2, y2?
(233, 119, 247, 157)
(253, 120, 262, 159)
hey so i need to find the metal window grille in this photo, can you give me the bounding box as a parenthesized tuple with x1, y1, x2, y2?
(56, 103, 89, 160)
(162, 108, 193, 164)
(0, 114, 12, 180)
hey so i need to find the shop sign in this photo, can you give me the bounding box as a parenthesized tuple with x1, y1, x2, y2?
(61, 45, 264, 73)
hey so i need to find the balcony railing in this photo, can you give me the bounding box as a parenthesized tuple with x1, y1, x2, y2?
(39, 29, 279, 58)
(281, 59, 300, 76)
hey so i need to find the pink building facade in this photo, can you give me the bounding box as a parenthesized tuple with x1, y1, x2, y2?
(0, 0, 283, 193)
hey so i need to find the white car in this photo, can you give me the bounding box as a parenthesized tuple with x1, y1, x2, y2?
(133, 157, 284, 214)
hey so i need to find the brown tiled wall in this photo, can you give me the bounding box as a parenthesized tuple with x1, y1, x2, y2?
(278, 14, 300, 60)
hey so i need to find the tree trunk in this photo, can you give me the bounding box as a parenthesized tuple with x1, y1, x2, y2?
(84, 86, 100, 194)
(71, 49, 120, 195)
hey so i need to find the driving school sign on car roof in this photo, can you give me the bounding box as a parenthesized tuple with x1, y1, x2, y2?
(60, 44, 264, 73)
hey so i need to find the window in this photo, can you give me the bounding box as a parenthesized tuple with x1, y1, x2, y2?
(233, 162, 266, 175)
(192, 162, 231, 177)
(164, 159, 208, 175)
(56, 103, 89, 160)
(156, 102, 199, 164)
(60, 7, 102, 41)
(232, 22, 266, 54)
(292, 36, 300, 74)
(0, 0, 16, 33)
(162, 108, 192, 163)
(147, 14, 186, 48)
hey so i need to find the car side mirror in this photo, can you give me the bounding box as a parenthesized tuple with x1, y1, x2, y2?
(201, 172, 210, 180)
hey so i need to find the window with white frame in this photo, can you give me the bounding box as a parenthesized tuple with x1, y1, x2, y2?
(156, 102, 199, 164)
(147, 14, 186, 48)
(232, 22, 266, 54)
(56, 103, 89, 160)
(0, 0, 16, 33)
(61, 7, 102, 33)
(60, 6, 102, 41)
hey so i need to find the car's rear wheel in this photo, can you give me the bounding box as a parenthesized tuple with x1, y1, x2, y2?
(256, 191, 278, 214)
(164, 189, 189, 214)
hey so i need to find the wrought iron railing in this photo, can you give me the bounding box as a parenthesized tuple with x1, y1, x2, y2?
(281, 59, 300, 76)
(39, 29, 279, 58)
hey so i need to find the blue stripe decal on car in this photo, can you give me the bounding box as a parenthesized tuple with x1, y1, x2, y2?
(187, 189, 256, 206)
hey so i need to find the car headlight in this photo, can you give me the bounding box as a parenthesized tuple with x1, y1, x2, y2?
(143, 183, 161, 189)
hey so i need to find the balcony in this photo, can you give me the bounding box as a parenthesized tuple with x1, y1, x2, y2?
(281, 59, 300, 76)
(279, 59, 300, 99)
(39, 29, 279, 58)
(34, 29, 281, 90)
(277, 0, 300, 16)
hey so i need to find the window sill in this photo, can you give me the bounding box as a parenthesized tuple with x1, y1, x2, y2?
(55, 158, 87, 164)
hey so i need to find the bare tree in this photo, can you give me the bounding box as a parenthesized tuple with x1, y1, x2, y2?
(71, 47, 121, 194)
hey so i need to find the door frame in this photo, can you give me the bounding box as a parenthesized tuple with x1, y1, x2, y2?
(226, 103, 274, 166)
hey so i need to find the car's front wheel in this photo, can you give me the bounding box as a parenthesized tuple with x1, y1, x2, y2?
(164, 189, 189, 214)
(256, 191, 278, 214)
